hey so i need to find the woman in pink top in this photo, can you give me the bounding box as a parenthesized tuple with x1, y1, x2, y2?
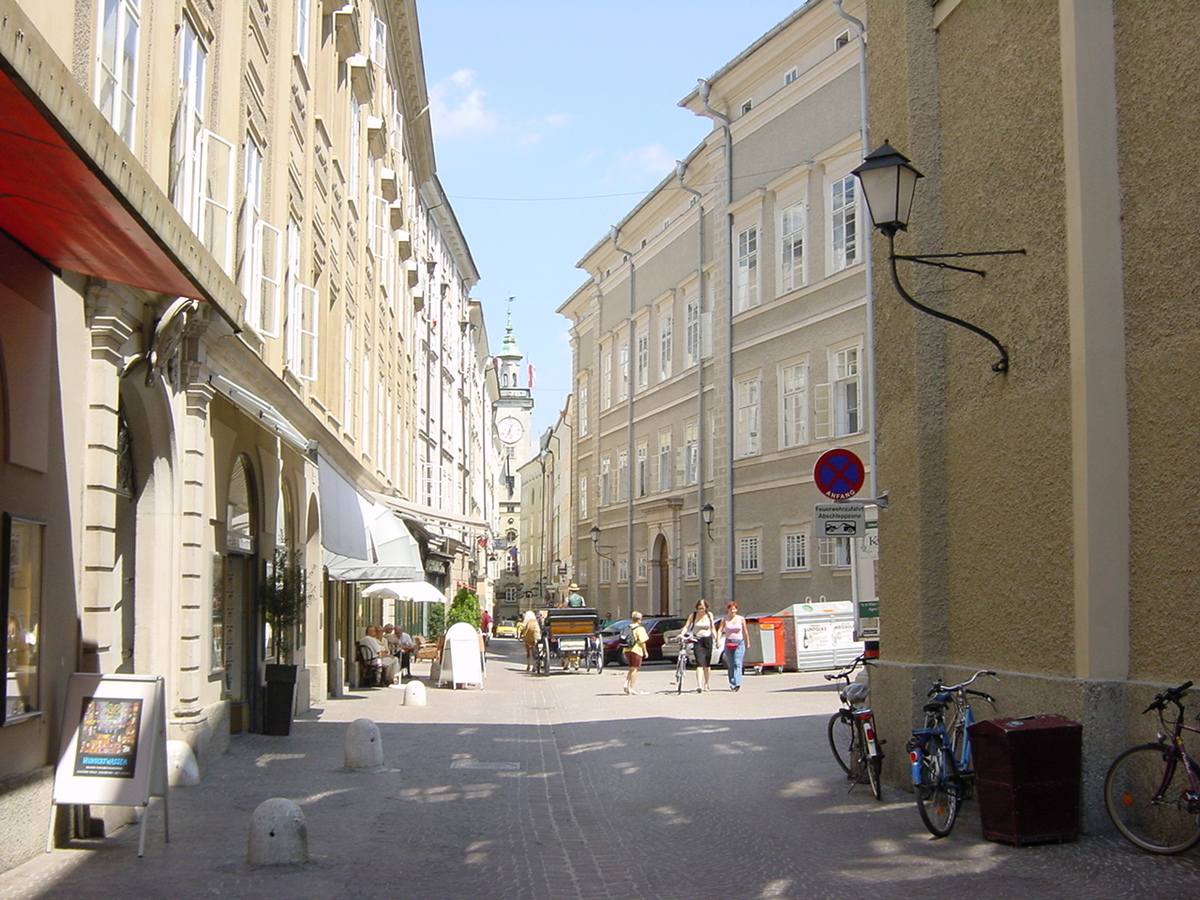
(717, 601, 748, 691)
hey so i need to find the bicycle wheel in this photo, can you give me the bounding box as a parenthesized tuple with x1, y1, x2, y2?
(864, 731, 883, 801)
(1105, 743, 1200, 854)
(828, 711, 856, 776)
(916, 744, 961, 837)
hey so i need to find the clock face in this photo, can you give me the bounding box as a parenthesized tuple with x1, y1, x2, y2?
(498, 416, 524, 443)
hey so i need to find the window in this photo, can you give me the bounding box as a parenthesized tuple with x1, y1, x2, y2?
(360, 351, 371, 451)
(617, 450, 628, 503)
(636, 329, 649, 390)
(735, 378, 760, 457)
(600, 557, 612, 583)
(735, 226, 759, 312)
(579, 475, 588, 519)
(241, 137, 283, 337)
(636, 557, 647, 582)
(659, 313, 673, 380)
(3, 516, 43, 724)
(685, 548, 698, 580)
(737, 535, 761, 573)
(342, 320, 354, 430)
(658, 431, 672, 492)
(833, 345, 860, 435)
(170, 18, 206, 227)
(781, 361, 807, 448)
(785, 66, 799, 85)
(780, 201, 805, 293)
(617, 557, 629, 583)
(740, 99, 753, 116)
(371, 14, 387, 66)
(636, 441, 648, 497)
(618, 343, 629, 401)
(835, 30, 851, 50)
(783, 530, 807, 571)
(578, 381, 589, 436)
(601, 351, 612, 409)
(831, 175, 858, 271)
(294, 0, 310, 65)
(685, 297, 701, 366)
(348, 103, 361, 207)
(97, 0, 140, 147)
(286, 218, 318, 380)
(684, 422, 699, 485)
(600, 457, 611, 506)
(819, 536, 852, 568)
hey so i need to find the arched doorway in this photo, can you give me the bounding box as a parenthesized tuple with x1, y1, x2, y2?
(225, 455, 259, 732)
(653, 533, 670, 615)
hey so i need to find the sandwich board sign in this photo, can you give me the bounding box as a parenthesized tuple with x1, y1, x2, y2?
(50, 673, 169, 856)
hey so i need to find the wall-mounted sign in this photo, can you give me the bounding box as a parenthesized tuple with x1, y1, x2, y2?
(813, 448, 865, 500)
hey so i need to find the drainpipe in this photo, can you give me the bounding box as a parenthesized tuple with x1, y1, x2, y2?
(676, 160, 707, 606)
(834, 0, 878, 501)
(695, 78, 735, 605)
(610, 226, 637, 617)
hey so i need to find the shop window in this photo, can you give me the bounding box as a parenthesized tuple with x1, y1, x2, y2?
(4, 516, 44, 724)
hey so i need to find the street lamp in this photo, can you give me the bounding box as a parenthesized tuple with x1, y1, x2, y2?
(701, 502, 715, 541)
(852, 141, 1024, 374)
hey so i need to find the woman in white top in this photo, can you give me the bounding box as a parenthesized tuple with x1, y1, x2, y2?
(716, 601, 749, 691)
(682, 599, 715, 693)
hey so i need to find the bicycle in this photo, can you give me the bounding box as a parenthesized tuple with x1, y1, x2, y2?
(824, 655, 884, 800)
(672, 635, 698, 694)
(907, 669, 998, 837)
(1104, 680, 1200, 854)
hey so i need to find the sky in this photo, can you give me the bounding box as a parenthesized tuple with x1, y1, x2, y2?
(417, 0, 806, 438)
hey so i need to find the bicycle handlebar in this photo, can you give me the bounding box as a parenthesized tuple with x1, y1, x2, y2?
(823, 654, 873, 681)
(1143, 680, 1193, 715)
(927, 669, 998, 697)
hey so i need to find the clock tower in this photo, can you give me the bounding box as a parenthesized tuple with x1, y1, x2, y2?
(494, 309, 533, 493)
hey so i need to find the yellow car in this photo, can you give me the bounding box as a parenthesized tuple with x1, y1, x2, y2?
(494, 619, 519, 639)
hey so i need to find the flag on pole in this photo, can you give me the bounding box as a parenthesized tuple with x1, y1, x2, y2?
(528, 363, 536, 388)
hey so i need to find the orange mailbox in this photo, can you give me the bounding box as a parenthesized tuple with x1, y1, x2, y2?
(744, 616, 786, 670)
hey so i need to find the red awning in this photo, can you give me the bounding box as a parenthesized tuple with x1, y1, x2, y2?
(0, 65, 202, 300)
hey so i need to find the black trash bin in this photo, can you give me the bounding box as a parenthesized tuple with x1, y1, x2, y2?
(263, 664, 298, 736)
(967, 714, 1082, 845)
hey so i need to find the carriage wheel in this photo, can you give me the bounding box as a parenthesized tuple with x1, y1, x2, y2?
(539, 635, 552, 675)
(592, 636, 604, 673)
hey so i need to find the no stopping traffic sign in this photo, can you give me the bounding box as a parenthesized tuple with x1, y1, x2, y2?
(813, 448, 865, 500)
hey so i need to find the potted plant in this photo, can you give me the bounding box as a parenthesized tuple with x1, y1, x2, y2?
(260, 548, 306, 735)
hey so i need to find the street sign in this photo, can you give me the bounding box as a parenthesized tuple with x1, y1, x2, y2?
(813, 448, 865, 500)
(815, 503, 866, 537)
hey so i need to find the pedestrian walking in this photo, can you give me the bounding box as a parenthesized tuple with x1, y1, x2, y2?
(682, 599, 716, 693)
(622, 611, 650, 695)
(717, 601, 748, 691)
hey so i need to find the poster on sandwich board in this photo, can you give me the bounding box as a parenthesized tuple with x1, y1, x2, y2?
(51, 673, 166, 811)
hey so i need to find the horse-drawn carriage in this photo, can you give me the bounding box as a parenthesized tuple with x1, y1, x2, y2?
(533, 607, 604, 675)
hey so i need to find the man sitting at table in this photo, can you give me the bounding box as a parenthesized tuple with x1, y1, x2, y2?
(361, 626, 400, 684)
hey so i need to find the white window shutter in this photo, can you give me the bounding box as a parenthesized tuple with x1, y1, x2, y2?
(294, 283, 319, 381)
(814, 382, 833, 441)
(254, 220, 283, 337)
(200, 129, 236, 273)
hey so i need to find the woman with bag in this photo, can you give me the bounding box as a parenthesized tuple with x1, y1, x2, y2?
(716, 601, 748, 691)
(682, 599, 715, 693)
(622, 611, 650, 695)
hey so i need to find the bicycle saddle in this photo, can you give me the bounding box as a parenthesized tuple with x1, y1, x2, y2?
(841, 682, 870, 705)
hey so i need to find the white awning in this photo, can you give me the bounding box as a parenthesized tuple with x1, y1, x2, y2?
(324, 492, 423, 582)
(361, 581, 447, 604)
(210, 373, 309, 452)
(318, 454, 369, 560)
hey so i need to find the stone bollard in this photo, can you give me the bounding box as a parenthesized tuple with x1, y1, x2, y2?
(344, 717, 384, 772)
(247, 798, 308, 866)
(166, 739, 200, 787)
(403, 680, 427, 707)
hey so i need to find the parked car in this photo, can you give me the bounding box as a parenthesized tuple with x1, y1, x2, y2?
(600, 616, 686, 664)
(494, 619, 519, 639)
(662, 623, 725, 667)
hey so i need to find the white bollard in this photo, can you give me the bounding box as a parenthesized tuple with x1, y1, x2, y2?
(344, 717, 384, 772)
(166, 739, 200, 787)
(403, 680, 427, 707)
(247, 798, 308, 866)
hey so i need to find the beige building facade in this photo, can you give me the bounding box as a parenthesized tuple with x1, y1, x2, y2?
(560, 0, 871, 624)
(864, 0, 1200, 826)
(0, 0, 494, 871)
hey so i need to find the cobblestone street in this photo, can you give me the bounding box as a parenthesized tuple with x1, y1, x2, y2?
(4, 640, 1200, 900)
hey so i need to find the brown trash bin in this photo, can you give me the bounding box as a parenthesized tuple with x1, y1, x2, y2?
(967, 714, 1083, 845)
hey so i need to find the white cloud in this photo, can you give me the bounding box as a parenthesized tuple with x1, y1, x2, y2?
(429, 69, 500, 139)
(615, 144, 677, 180)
